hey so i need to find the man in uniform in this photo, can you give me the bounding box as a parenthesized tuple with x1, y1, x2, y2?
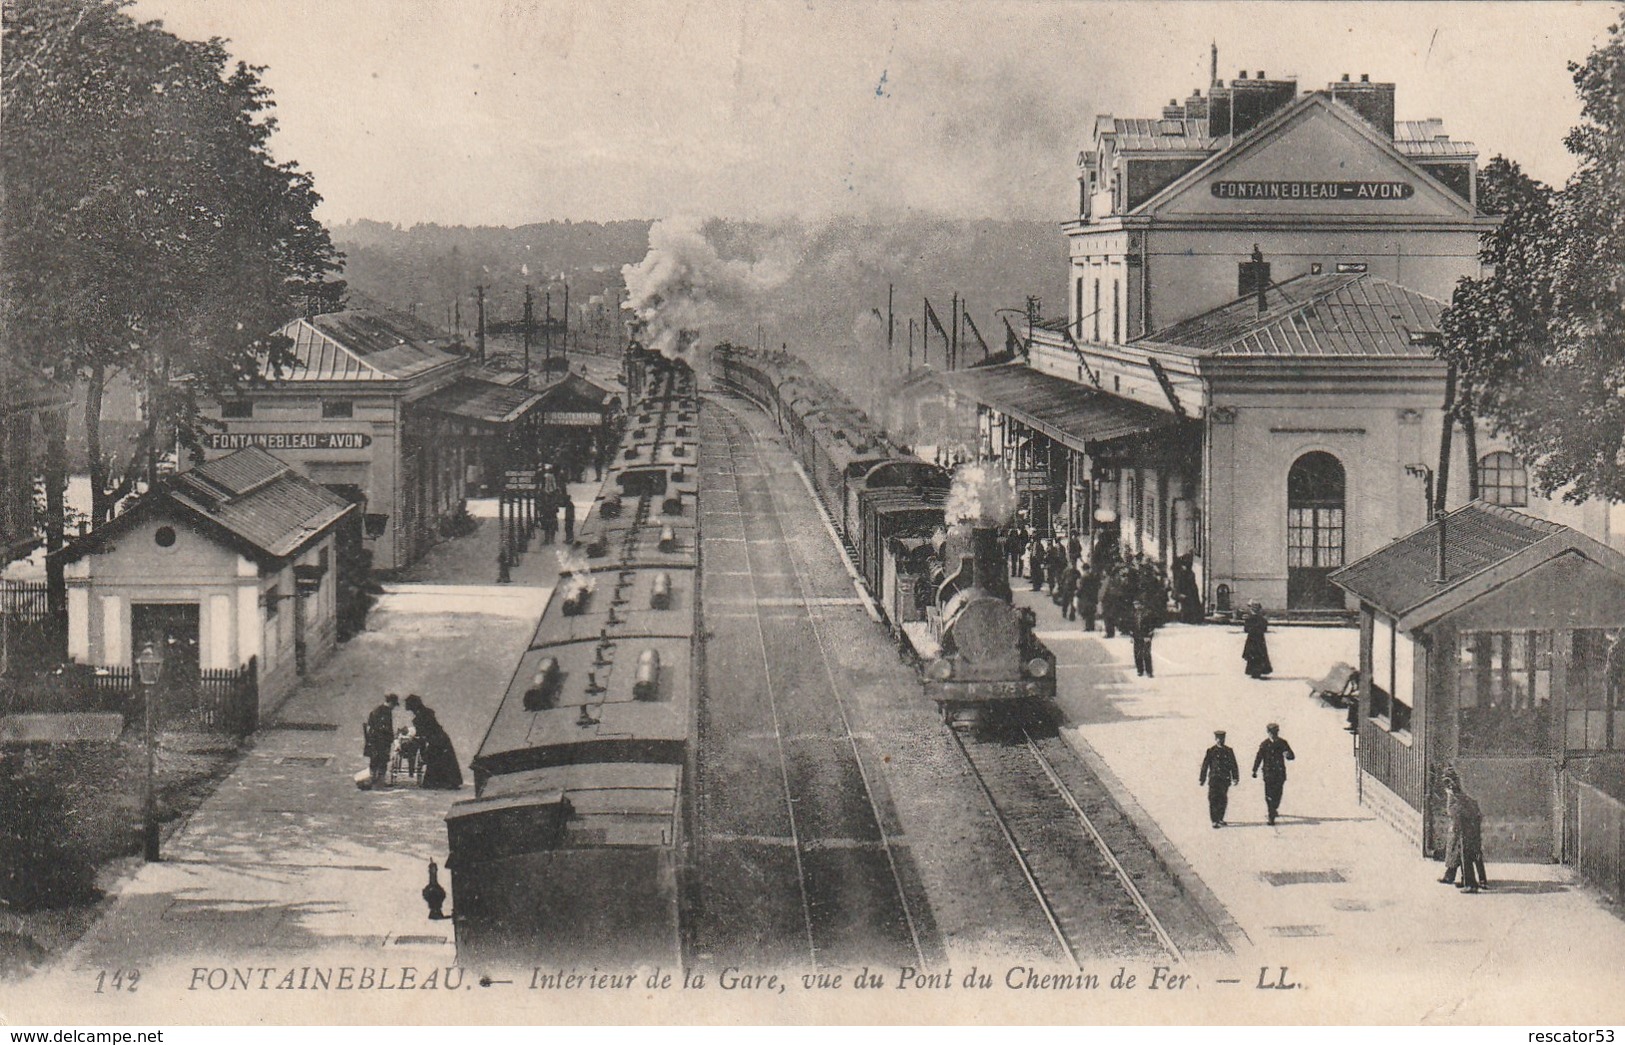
(362, 693, 399, 788)
(1251, 722, 1296, 825)
(1199, 730, 1240, 828)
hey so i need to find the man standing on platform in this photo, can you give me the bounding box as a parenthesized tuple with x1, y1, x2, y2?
(1251, 722, 1296, 826)
(1199, 730, 1240, 828)
(362, 694, 399, 788)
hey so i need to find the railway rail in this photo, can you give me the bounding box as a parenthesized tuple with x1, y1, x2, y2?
(950, 725, 1186, 965)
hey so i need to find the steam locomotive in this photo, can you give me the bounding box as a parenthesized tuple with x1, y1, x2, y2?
(709, 343, 1055, 725)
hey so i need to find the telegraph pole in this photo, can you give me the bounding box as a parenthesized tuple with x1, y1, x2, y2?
(544, 290, 553, 373)
(523, 284, 535, 386)
(476, 286, 487, 363)
(950, 292, 959, 371)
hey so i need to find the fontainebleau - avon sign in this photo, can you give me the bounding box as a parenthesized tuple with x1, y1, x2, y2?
(1212, 180, 1414, 201)
(203, 431, 373, 451)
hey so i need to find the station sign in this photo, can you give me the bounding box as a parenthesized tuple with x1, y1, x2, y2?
(203, 431, 372, 451)
(503, 469, 538, 492)
(1211, 180, 1414, 202)
(539, 411, 602, 426)
(1014, 469, 1048, 493)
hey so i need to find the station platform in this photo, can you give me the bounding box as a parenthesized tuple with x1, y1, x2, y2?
(1012, 582, 1625, 1022)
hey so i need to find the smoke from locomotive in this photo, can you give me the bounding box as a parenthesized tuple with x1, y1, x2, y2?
(945, 460, 1019, 529)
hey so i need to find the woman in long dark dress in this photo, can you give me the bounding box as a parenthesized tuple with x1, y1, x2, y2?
(404, 694, 463, 790)
(1242, 601, 1273, 678)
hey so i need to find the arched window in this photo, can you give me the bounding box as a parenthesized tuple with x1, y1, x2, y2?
(1287, 451, 1347, 609)
(1478, 452, 1528, 507)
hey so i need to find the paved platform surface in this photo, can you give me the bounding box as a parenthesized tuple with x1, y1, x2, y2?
(1014, 582, 1625, 1022)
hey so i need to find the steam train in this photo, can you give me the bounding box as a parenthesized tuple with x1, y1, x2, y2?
(444, 349, 699, 966)
(709, 343, 1055, 725)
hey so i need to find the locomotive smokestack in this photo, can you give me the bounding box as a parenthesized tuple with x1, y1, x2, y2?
(971, 526, 1012, 602)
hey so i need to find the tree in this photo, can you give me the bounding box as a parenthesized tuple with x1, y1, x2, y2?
(1439, 14, 1625, 504)
(1, 0, 344, 601)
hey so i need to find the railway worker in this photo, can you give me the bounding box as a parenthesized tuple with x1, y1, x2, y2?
(1250, 722, 1296, 826)
(1005, 526, 1028, 578)
(1199, 730, 1240, 828)
(362, 693, 400, 788)
(1441, 777, 1486, 892)
(1066, 532, 1083, 567)
(1129, 598, 1158, 678)
(1056, 557, 1081, 621)
(1076, 562, 1102, 632)
(1028, 538, 1047, 592)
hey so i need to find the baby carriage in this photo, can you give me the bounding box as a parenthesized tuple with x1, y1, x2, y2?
(389, 725, 424, 786)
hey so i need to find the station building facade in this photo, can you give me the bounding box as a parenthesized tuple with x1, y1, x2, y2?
(196, 310, 546, 573)
(953, 70, 1614, 612)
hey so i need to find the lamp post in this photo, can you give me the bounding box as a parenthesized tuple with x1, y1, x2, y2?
(134, 641, 164, 862)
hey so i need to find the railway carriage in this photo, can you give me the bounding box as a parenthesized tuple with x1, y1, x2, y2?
(446, 350, 700, 967)
(710, 343, 1054, 725)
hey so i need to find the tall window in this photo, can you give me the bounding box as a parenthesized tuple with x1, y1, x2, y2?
(1112, 279, 1121, 343)
(1566, 629, 1624, 751)
(1092, 279, 1101, 342)
(1478, 451, 1528, 507)
(1074, 277, 1084, 338)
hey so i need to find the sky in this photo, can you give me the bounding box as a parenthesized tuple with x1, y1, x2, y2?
(129, 0, 1621, 227)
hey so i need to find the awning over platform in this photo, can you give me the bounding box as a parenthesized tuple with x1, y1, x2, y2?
(943, 363, 1178, 451)
(416, 378, 545, 426)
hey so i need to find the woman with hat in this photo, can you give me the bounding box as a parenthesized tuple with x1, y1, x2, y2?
(403, 694, 463, 790)
(1242, 600, 1273, 679)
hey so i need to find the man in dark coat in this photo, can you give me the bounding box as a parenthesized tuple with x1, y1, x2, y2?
(1057, 559, 1081, 620)
(1440, 773, 1489, 891)
(1199, 730, 1241, 828)
(1130, 599, 1158, 677)
(1007, 527, 1028, 578)
(363, 694, 399, 788)
(1046, 540, 1066, 596)
(1029, 539, 1047, 592)
(1076, 565, 1102, 631)
(1251, 722, 1296, 825)
(1066, 533, 1083, 566)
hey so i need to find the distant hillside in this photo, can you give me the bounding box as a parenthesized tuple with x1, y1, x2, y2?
(331, 215, 1068, 413)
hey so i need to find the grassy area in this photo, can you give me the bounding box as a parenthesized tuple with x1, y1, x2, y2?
(0, 730, 243, 979)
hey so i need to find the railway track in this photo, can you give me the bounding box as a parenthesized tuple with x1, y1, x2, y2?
(692, 400, 931, 969)
(950, 723, 1187, 964)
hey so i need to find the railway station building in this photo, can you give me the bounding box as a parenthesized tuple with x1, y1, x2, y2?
(951, 70, 1615, 612)
(196, 310, 547, 573)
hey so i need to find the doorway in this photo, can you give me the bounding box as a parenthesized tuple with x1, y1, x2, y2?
(1287, 451, 1346, 609)
(131, 602, 200, 716)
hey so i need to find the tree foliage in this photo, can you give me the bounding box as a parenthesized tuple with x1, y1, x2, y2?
(1, 0, 344, 533)
(1440, 13, 1625, 503)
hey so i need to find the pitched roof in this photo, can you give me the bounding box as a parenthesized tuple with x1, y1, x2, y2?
(1138, 273, 1444, 359)
(1394, 119, 1478, 159)
(166, 448, 355, 559)
(416, 378, 544, 425)
(1105, 117, 1221, 152)
(536, 372, 613, 413)
(1330, 502, 1570, 619)
(56, 449, 354, 566)
(266, 310, 464, 383)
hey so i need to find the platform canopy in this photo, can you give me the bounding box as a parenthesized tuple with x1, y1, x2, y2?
(416, 378, 545, 427)
(943, 363, 1178, 452)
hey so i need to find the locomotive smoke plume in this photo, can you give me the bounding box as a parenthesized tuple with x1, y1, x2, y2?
(557, 547, 596, 599)
(944, 460, 1019, 528)
(622, 216, 793, 364)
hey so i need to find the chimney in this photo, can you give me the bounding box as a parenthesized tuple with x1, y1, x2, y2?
(1185, 88, 1209, 122)
(971, 527, 1012, 602)
(1162, 98, 1185, 119)
(1329, 74, 1396, 137)
(1227, 72, 1299, 137)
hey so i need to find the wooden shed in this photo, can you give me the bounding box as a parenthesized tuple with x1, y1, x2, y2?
(1332, 502, 1625, 862)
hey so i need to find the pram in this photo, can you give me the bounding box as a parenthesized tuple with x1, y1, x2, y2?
(389, 726, 424, 786)
(1309, 662, 1360, 708)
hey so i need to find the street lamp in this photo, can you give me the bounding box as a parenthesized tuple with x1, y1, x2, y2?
(134, 641, 165, 862)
